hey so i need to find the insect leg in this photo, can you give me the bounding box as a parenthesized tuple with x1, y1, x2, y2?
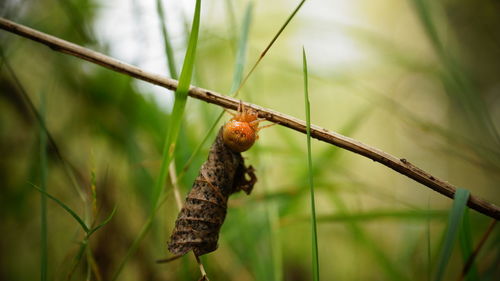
(237, 100, 243, 113)
(241, 165, 257, 194)
(232, 164, 257, 195)
(224, 108, 237, 118)
(256, 122, 276, 130)
(156, 253, 185, 263)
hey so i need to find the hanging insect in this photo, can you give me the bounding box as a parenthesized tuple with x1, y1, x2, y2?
(167, 102, 271, 258)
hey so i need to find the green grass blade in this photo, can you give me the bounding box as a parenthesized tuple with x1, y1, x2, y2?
(151, 0, 201, 212)
(224, 0, 238, 49)
(154, 0, 180, 262)
(280, 106, 375, 216)
(31, 183, 89, 233)
(433, 188, 470, 281)
(179, 2, 254, 181)
(112, 2, 202, 280)
(229, 1, 253, 94)
(85, 244, 101, 281)
(155, 0, 178, 80)
(87, 205, 117, 237)
(459, 208, 479, 281)
(427, 198, 432, 281)
(66, 239, 88, 281)
(234, 0, 307, 95)
(409, 0, 443, 55)
(39, 93, 48, 281)
(268, 202, 283, 281)
(303, 47, 319, 281)
(179, 0, 302, 181)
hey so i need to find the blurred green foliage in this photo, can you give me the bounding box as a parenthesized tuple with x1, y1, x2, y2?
(1, 0, 499, 280)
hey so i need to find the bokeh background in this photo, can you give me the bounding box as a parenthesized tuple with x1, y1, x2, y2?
(1, 0, 499, 280)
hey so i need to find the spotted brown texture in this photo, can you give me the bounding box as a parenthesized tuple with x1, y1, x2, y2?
(168, 129, 256, 256)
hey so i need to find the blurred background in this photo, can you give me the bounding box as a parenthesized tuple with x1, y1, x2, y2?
(1, 0, 499, 280)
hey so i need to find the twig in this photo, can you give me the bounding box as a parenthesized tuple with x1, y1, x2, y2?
(1, 17, 499, 220)
(169, 163, 183, 210)
(195, 255, 208, 281)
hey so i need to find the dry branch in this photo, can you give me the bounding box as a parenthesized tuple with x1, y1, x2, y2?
(1, 17, 498, 220)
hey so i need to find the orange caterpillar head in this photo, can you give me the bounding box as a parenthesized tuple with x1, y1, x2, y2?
(222, 102, 265, 153)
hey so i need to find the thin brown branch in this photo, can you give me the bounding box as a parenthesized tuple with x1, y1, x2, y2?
(1, 17, 499, 220)
(169, 163, 183, 210)
(458, 219, 497, 281)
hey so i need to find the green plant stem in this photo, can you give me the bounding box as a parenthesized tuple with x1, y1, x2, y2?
(39, 92, 48, 281)
(155, 0, 178, 80)
(458, 208, 479, 281)
(179, 2, 254, 181)
(427, 197, 432, 281)
(150, 0, 201, 213)
(229, 2, 253, 94)
(434, 188, 470, 281)
(303, 47, 319, 281)
(232, 0, 307, 96)
(113, 1, 202, 279)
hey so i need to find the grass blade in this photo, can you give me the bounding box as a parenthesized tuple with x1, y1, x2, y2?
(224, 0, 238, 49)
(150, 0, 201, 212)
(87, 205, 117, 237)
(434, 188, 470, 281)
(427, 198, 432, 281)
(66, 239, 88, 281)
(31, 183, 89, 233)
(156, 0, 178, 80)
(303, 47, 319, 281)
(229, 1, 253, 94)
(112, 2, 202, 280)
(269, 202, 283, 281)
(155, 0, 180, 266)
(233, 0, 307, 96)
(39, 92, 48, 281)
(458, 208, 479, 281)
(178, 1, 254, 181)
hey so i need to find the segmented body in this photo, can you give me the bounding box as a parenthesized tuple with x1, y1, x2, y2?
(168, 129, 256, 256)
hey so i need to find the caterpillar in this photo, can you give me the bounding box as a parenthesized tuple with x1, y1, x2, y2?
(167, 103, 269, 257)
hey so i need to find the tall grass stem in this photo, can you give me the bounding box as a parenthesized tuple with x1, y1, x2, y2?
(302, 47, 320, 281)
(39, 92, 48, 281)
